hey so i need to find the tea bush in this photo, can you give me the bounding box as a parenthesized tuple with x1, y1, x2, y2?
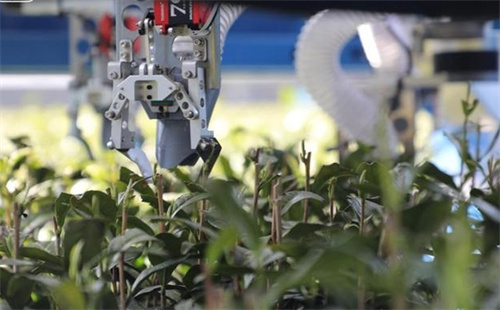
(0, 98, 499, 309)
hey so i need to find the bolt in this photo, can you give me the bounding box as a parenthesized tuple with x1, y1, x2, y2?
(120, 41, 129, 48)
(118, 94, 125, 100)
(194, 39, 203, 46)
(199, 141, 208, 150)
(186, 111, 194, 119)
(183, 71, 193, 78)
(105, 111, 116, 119)
(109, 72, 118, 79)
(106, 140, 115, 149)
(193, 50, 202, 58)
(120, 52, 128, 59)
(175, 92, 184, 100)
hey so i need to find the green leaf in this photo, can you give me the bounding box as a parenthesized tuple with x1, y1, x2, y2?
(119, 167, 164, 208)
(172, 192, 211, 218)
(51, 281, 86, 310)
(402, 199, 452, 242)
(0, 268, 13, 298)
(183, 265, 202, 291)
(6, 275, 34, 309)
(312, 163, 355, 193)
(62, 219, 105, 269)
(218, 155, 237, 180)
(417, 162, 457, 189)
(348, 195, 384, 219)
(9, 135, 31, 149)
(206, 226, 239, 273)
(18, 247, 62, 266)
(107, 228, 158, 254)
(280, 191, 324, 215)
(70, 191, 117, 223)
(207, 180, 262, 251)
(120, 167, 155, 197)
(155, 232, 183, 257)
(130, 257, 186, 296)
(283, 223, 328, 241)
(55, 193, 72, 228)
(126, 216, 155, 236)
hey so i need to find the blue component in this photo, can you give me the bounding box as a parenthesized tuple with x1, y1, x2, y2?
(83, 18, 97, 33)
(77, 39, 91, 55)
(0, 8, 371, 71)
(492, 19, 500, 29)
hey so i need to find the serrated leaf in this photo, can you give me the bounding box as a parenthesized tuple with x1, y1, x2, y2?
(62, 219, 105, 269)
(172, 192, 211, 218)
(18, 247, 62, 266)
(130, 257, 186, 296)
(283, 223, 327, 241)
(207, 180, 261, 251)
(6, 275, 34, 309)
(312, 163, 355, 193)
(280, 191, 324, 215)
(55, 193, 72, 229)
(125, 216, 155, 236)
(417, 162, 457, 189)
(70, 191, 117, 223)
(206, 226, 239, 273)
(107, 228, 158, 254)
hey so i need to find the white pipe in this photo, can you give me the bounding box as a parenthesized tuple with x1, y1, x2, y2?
(295, 10, 406, 149)
(219, 4, 246, 55)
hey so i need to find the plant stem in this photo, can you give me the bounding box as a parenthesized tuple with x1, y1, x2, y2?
(301, 145, 312, 223)
(252, 148, 261, 217)
(232, 246, 241, 297)
(111, 268, 118, 295)
(271, 178, 282, 244)
(119, 193, 128, 310)
(203, 263, 220, 310)
(473, 124, 481, 187)
(52, 210, 60, 256)
(360, 196, 366, 235)
(357, 276, 365, 310)
(328, 180, 336, 224)
(198, 199, 207, 242)
(387, 210, 405, 310)
(199, 165, 209, 242)
(13, 202, 20, 273)
(157, 174, 166, 233)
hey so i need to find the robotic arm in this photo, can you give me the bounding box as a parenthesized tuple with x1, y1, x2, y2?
(105, 1, 243, 177)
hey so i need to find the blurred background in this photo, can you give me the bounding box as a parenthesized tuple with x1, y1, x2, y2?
(0, 2, 499, 184)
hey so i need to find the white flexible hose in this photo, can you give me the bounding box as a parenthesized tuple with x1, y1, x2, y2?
(295, 10, 407, 148)
(219, 4, 246, 54)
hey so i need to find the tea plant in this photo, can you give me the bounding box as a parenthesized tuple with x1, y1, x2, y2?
(1, 99, 499, 309)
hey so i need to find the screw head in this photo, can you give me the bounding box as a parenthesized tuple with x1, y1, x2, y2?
(106, 141, 115, 149)
(186, 111, 194, 119)
(194, 39, 202, 46)
(105, 111, 116, 119)
(183, 71, 193, 78)
(109, 72, 118, 79)
(193, 50, 201, 58)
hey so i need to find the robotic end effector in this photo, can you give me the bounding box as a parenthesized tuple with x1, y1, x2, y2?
(105, 0, 222, 178)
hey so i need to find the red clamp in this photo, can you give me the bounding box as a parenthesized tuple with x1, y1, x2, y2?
(154, 0, 211, 34)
